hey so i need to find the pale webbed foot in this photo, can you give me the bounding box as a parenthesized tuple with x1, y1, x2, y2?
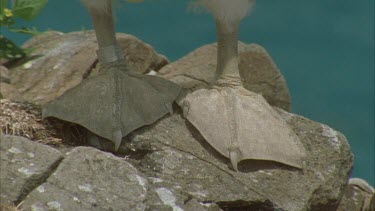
(180, 84, 305, 172)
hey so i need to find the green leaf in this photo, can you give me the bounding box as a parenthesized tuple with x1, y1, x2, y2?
(0, 35, 26, 59)
(12, 0, 48, 20)
(9, 26, 40, 35)
(0, 16, 15, 27)
(0, 0, 7, 15)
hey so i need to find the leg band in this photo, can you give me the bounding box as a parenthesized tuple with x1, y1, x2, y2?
(97, 44, 124, 64)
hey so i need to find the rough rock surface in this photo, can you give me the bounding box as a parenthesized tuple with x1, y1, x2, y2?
(119, 109, 353, 211)
(116, 33, 169, 74)
(0, 135, 63, 205)
(0, 83, 23, 101)
(159, 43, 291, 111)
(337, 178, 375, 211)
(0, 33, 360, 210)
(0, 108, 354, 210)
(8, 31, 168, 105)
(0, 66, 23, 101)
(21, 147, 148, 211)
(0, 65, 10, 83)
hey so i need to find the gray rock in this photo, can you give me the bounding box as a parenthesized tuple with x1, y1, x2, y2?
(0, 135, 63, 205)
(182, 199, 222, 211)
(9, 31, 169, 105)
(21, 147, 149, 211)
(277, 109, 354, 210)
(122, 109, 353, 211)
(0, 66, 22, 101)
(0, 83, 23, 101)
(0, 34, 354, 210)
(159, 43, 291, 111)
(116, 33, 169, 74)
(337, 178, 374, 211)
(0, 65, 10, 83)
(10, 31, 97, 105)
(0, 109, 353, 210)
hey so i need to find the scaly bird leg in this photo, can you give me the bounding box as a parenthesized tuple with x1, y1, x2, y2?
(81, 0, 124, 64)
(214, 19, 241, 87)
(43, 0, 180, 153)
(214, 19, 242, 170)
(81, 0, 123, 150)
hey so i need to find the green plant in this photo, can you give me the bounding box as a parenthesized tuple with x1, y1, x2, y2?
(0, 0, 48, 61)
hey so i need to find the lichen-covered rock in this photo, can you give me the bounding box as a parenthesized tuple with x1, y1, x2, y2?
(121, 109, 353, 211)
(21, 147, 149, 211)
(9, 31, 169, 105)
(0, 135, 63, 205)
(159, 43, 291, 111)
(337, 178, 374, 211)
(0, 65, 10, 83)
(10, 31, 97, 105)
(0, 83, 23, 101)
(277, 109, 354, 210)
(0, 66, 22, 101)
(0, 109, 354, 210)
(0, 33, 355, 210)
(116, 33, 169, 74)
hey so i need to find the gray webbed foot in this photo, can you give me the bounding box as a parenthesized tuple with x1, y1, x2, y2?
(43, 61, 180, 151)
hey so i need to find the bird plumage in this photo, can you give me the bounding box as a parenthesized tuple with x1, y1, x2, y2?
(81, 0, 143, 11)
(191, 0, 255, 31)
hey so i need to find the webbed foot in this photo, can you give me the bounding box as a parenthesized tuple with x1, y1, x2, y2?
(43, 60, 180, 151)
(180, 83, 305, 171)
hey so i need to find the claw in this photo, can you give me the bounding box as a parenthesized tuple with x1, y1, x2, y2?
(113, 130, 122, 151)
(229, 149, 240, 172)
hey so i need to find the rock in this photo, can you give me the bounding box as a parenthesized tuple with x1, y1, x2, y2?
(239, 45, 291, 111)
(0, 109, 353, 210)
(182, 199, 223, 211)
(0, 83, 23, 101)
(121, 109, 353, 210)
(337, 178, 374, 211)
(116, 33, 169, 74)
(0, 204, 18, 211)
(10, 31, 97, 105)
(0, 34, 355, 210)
(0, 66, 10, 83)
(9, 31, 169, 105)
(159, 43, 291, 111)
(0, 135, 63, 205)
(21, 147, 149, 211)
(277, 109, 354, 210)
(0, 66, 22, 101)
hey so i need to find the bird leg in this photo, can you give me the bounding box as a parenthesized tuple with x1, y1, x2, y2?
(46, 0, 181, 152)
(81, 0, 123, 150)
(81, 0, 123, 64)
(214, 19, 242, 87)
(214, 19, 244, 171)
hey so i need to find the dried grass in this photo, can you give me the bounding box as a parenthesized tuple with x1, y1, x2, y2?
(0, 203, 20, 211)
(0, 99, 85, 147)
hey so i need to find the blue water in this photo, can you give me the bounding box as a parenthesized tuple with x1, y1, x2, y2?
(2, 0, 374, 185)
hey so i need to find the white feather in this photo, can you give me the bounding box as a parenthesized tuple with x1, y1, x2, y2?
(191, 0, 255, 31)
(81, 0, 144, 12)
(81, 0, 110, 11)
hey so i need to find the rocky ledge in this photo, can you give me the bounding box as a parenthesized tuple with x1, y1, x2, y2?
(0, 31, 373, 211)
